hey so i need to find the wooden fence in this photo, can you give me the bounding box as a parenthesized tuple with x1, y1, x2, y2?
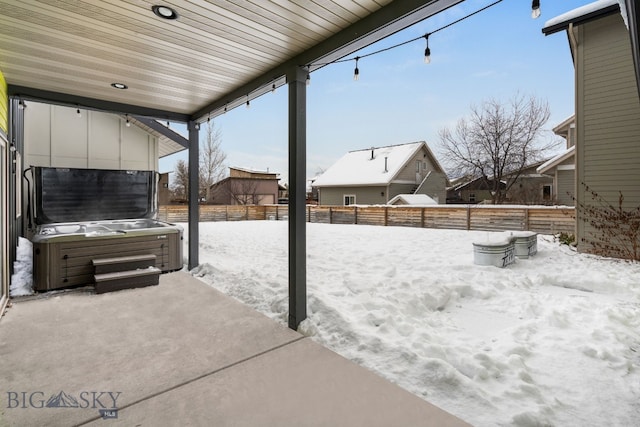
(158, 204, 576, 234)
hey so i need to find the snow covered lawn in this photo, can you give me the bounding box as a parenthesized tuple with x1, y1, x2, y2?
(186, 221, 640, 427)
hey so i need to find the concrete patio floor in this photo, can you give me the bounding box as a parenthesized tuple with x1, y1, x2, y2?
(0, 271, 470, 426)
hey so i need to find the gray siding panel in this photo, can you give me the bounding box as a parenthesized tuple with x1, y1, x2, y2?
(319, 186, 386, 205)
(577, 13, 640, 250)
(556, 169, 575, 206)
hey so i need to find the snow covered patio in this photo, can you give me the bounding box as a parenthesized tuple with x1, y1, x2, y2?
(0, 271, 468, 427)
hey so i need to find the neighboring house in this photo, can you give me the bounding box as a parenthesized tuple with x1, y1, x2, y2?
(208, 167, 279, 205)
(505, 160, 554, 205)
(446, 176, 506, 204)
(537, 115, 576, 206)
(278, 183, 288, 203)
(312, 141, 448, 206)
(544, 1, 640, 255)
(388, 194, 437, 206)
(446, 161, 553, 205)
(306, 176, 320, 204)
(158, 172, 171, 205)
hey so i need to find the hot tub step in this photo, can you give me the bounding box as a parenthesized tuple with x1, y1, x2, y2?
(94, 267, 161, 294)
(92, 254, 157, 274)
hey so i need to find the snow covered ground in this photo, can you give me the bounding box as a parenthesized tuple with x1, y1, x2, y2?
(186, 221, 640, 427)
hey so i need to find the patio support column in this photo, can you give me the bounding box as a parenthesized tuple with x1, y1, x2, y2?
(187, 121, 199, 270)
(286, 66, 307, 330)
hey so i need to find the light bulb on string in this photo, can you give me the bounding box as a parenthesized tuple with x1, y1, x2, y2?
(531, 0, 540, 19)
(76, 107, 81, 117)
(18, 100, 25, 110)
(353, 57, 360, 81)
(306, 73, 311, 86)
(125, 114, 131, 127)
(424, 35, 431, 64)
(272, 83, 276, 93)
(246, 96, 250, 109)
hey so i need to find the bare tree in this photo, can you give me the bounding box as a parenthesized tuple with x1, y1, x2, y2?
(439, 94, 555, 204)
(199, 120, 227, 200)
(169, 120, 227, 203)
(227, 179, 259, 205)
(170, 159, 189, 202)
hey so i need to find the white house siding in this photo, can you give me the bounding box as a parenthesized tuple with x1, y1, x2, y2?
(319, 186, 387, 205)
(24, 103, 158, 171)
(576, 13, 640, 249)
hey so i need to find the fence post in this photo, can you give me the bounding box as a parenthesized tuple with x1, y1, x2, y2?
(524, 208, 530, 230)
(225, 205, 228, 221)
(466, 205, 471, 230)
(384, 207, 388, 226)
(420, 208, 425, 228)
(329, 207, 333, 224)
(308, 205, 311, 222)
(354, 206, 358, 224)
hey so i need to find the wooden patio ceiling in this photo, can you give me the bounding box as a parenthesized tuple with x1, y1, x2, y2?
(0, 0, 465, 123)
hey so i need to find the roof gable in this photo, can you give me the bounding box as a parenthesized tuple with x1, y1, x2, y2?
(537, 146, 576, 174)
(313, 141, 431, 187)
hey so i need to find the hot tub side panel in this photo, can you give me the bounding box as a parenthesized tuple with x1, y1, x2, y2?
(33, 230, 182, 291)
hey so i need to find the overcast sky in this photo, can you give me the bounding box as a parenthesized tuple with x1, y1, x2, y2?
(159, 0, 597, 183)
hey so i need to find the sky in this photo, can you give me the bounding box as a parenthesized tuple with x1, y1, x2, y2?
(159, 0, 600, 184)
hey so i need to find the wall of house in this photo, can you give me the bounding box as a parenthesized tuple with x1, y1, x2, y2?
(23, 102, 158, 171)
(209, 178, 278, 205)
(387, 182, 418, 199)
(576, 13, 640, 251)
(556, 168, 575, 206)
(393, 147, 438, 184)
(415, 172, 447, 204)
(0, 70, 8, 312)
(318, 186, 386, 205)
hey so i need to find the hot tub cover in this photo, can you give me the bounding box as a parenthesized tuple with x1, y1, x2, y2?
(33, 167, 156, 225)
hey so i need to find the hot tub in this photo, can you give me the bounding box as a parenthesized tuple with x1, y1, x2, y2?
(28, 167, 183, 291)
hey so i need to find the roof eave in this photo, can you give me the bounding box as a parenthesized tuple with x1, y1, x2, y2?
(542, 3, 620, 35)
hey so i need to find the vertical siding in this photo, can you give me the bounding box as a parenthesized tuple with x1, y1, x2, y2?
(576, 14, 640, 247)
(24, 102, 158, 172)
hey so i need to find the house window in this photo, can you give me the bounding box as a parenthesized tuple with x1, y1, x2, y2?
(543, 185, 552, 201)
(416, 160, 421, 173)
(469, 193, 476, 203)
(344, 195, 356, 206)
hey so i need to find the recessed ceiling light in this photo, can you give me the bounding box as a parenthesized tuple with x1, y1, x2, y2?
(152, 5, 178, 20)
(111, 82, 128, 90)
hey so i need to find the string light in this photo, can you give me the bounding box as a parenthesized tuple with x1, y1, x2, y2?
(531, 0, 540, 19)
(272, 83, 277, 93)
(306, 73, 311, 86)
(353, 57, 360, 81)
(18, 99, 25, 110)
(246, 95, 250, 109)
(125, 114, 131, 127)
(224, 103, 228, 113)
(76, 106, 81, 117)
(304, 0, 503, 80)
(424, 35, 431, 64)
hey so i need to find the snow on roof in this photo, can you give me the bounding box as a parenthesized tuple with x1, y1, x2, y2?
(543, 0, 622, 34)
(537, 146, 576, 174)
(388, 194, 437, 206)
(312, 142, 426, 187)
